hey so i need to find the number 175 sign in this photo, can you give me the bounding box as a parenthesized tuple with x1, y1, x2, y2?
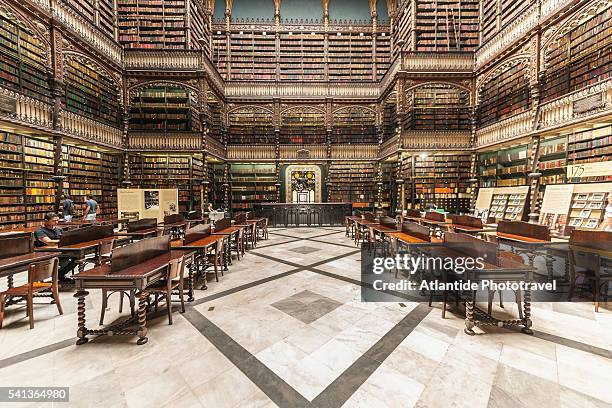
(567, 161, 612, 178)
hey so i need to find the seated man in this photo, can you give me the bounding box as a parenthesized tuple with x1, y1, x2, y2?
(34, 212, 76, 285)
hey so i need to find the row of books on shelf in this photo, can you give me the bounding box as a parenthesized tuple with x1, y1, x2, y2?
(568, 145, 612, 159)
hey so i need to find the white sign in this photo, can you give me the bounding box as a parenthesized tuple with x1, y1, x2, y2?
(567, 161, 612, 178)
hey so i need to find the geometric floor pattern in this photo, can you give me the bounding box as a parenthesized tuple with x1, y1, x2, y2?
(271, 290, 342, 324)
(0, 227, 611, 407)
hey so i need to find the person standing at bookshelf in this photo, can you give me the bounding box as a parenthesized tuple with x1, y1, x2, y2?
(62, 194, 75, 222)
(34, 213, 76, 285)
(84, 194, 98, 221)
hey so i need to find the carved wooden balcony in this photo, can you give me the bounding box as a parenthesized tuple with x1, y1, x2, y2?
(402, 131, 472, 150)
(60, 111, 123, 148)
(0, 87, 53, 131)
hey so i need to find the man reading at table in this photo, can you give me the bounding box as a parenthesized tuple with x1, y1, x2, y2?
(34, 213, 76, 285)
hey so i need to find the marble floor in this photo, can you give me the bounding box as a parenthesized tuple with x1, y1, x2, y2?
(0, 227, 612, 407)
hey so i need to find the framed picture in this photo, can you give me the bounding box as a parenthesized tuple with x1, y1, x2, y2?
(508, 213, 518, 220)
(579, 209, 592, 218)
(569, 218, 583, 227)
(510, 194, 518, 199)
(590, 193, 605, 201)
(584, 219, 599, 229)
(575, 194, 588, 201)
(514, 207, 523, 213)
(506, 206, 515, 213)
(588, 201, 603, 209)
(573, 201, 587, 209)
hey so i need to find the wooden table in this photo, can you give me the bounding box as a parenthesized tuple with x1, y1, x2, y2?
(0, 252, 57, 286)
(417, 244, 534, 335)
(35, 237, 117, 273)
(73, 251, 183, 345)
(446, 224, 496, 234)
(486, 232, 567, 282)
(172, 235, 226, 289)
(114, 228, 160, 241)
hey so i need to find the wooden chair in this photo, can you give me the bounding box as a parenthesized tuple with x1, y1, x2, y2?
(568, 230, 612, 312)
(97, 239, 136, 325)
(148, 256, 186, 325)
(0, 257, 63, 329)
(206, 238, 224, 283)
(489, 251, 524, 319)
(258, 218, 269, 240)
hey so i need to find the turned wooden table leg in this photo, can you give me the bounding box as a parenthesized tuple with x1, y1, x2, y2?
(75, 290, 89, 345)
(464, 290, 476, 336)
(187, 264, 194, 302)
(545, 255, 554, 284)
(136, 290, 149, 345)
(7, 274, 13, 289)
(522, 288, 533, 335)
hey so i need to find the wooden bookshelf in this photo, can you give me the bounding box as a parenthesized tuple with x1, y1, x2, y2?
(376, 31, 391, 81)
(212, 21, 390, 82)
(331, 107, 377, 144)
(129, 154, 204, 213)
(405, 154, 471, 213)
(64, 56, 121, 127)
(129, 85, 200, 131)
(542, 6, 611, 102)
(393, 0, 413, 58)
(405, 84, 470, 130)
(328, 31, 373, 82)
(228, 108, 275, 144)
(212, 28, 228, 79)
(328, 162, 377, 208)
(61, 144, 121, 219)
(117, 0, 187, 49)
(189, 0, 211, 55)
(280, 30, 326, 81)
(207, 91, 223, 142)
(0, 132, 26, 230)
(280, 108, 326, 145)
(0, 9, 50, 103)
(229, 29, 277, 81)
(380, 161, 397, 211)
(230, 163, 277, 211)
(212, 163, 226, 208)
(478, 62, 530, 126)
(382, 95, 398, 143)
(415, 0, 479, 52)
(480, 0, 497, 44)
(0, 132, 58, 230)
(567, 124, 612, 183)
(477, 144, 529, 188)
(68, 0, 116, 38)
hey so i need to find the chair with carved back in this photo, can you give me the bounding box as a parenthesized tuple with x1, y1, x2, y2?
(568, 230, 612, 312)
(0, 257, 63, 329)
(148, 255, 186, 325)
